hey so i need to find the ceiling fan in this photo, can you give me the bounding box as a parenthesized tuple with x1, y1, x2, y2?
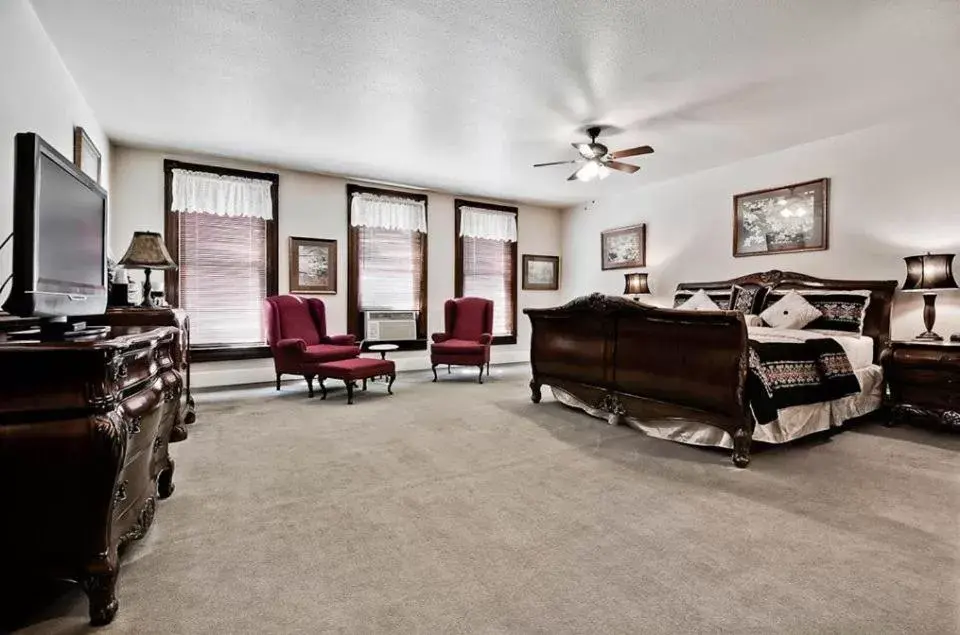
(533, 126, 654, 182)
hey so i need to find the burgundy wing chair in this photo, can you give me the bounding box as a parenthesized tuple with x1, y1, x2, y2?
(263, 295, 360, 396)
(430, 297, 493, 384)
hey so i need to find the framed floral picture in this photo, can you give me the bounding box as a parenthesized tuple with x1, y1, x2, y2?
(289, 237, 337, 294)
(601, 224, 646, 270)
(733, 178, 829, 257)
(522, 255, 560, 290)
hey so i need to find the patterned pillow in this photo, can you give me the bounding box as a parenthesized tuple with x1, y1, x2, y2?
(729, 284, 769, 314)
(761, 290, 871, 334)
(759, 291, 822, 330)
(677, 289, 722, 311)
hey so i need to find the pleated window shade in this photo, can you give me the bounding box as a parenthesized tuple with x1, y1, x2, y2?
(176, 212, 268, 345)
(357, 226, 425, 311)
(461, 235, 515, 336)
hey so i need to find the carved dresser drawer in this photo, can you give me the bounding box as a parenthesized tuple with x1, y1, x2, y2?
(881, 340, 960, 430)
(0, 326, 182, 626)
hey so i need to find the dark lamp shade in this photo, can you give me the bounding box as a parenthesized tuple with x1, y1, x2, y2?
(902, 253, 957, 291)
(119, 231, 178, 270)
(623, 272, 650, 295)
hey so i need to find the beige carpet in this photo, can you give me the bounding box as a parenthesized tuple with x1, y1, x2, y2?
(6, 364, 960, 634)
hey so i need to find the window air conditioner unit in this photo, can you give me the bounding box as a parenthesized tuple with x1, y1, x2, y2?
(364, 311, 418, 342)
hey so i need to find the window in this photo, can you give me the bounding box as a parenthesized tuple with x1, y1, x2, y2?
(455, 199, 518, 344)
(347, 185, 428, 347)
(163, 160, 278, 361)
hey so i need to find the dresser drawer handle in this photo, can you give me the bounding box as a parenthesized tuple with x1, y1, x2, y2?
(154, 437, 164, 451)
(115, 480, 128, 504)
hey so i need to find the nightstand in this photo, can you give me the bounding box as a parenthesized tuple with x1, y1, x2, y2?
(881, 341, 960, 430)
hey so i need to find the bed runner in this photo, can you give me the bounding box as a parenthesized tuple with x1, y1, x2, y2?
(748, 338, 861, 425)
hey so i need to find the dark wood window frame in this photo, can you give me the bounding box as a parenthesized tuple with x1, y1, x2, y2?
(454, 199, 518, 346)
(163, 159, 279, 363)
(346, 184, 429, 352)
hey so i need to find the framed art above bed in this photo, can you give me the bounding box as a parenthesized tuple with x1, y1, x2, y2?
(733, 178, 829, 257)
(601, 223, 646, 270)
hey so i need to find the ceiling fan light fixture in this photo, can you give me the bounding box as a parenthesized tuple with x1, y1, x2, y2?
(576, 160, 601, 181)
(597, 164, 611, 180)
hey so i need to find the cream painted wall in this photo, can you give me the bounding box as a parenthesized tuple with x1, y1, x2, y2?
(109, 145, 563, 387)
(0, 0, 110, 295)
(561, 110, 960, 342)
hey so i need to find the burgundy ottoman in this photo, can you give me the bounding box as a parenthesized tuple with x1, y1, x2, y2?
(314, 358, 395, 404)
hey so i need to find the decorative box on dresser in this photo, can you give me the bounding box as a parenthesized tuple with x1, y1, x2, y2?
(881, 341, 960, 430)
(84, 306, 196, 440)
(0, 326, 183, 625)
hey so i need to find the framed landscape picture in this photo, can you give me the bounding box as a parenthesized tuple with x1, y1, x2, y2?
(522, 255, 560, 290)
(733, 178, 829, 257)
(73, 126, 102, 184)
(289, 237, 337, 294)
(601, 223, 646, 270)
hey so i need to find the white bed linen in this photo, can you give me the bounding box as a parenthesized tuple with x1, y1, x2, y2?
(747, 326, 874, 371)
(551, 365, 883, 450)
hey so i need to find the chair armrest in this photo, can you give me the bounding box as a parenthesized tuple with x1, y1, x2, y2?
(275, 338, 306, 353)
(431, 333, 450, 344)
(479, 333, 493, 345)
(323, 334, 357, 346)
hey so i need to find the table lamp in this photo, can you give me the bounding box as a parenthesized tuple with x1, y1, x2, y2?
(118, 231, 178, 307)
(623, 272, 651, 301)
(902, 253, 957, 341)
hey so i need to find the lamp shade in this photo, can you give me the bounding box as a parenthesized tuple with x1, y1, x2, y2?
(902, 253, 957, 291)
(118, 231, 178, 270)
(623, 272, 650, 295)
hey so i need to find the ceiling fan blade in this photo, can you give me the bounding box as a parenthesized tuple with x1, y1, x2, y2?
(610, 145, 655, 159)
(567, 165, 589, 181)
(605, 160, 641, 174)
(533, 160, 579, 167)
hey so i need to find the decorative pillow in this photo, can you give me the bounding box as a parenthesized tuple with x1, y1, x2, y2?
(673, 288, 731, 309)
(728, 284, 769, 314)
(761, 290, 871, 334)
(759, 291, 822, 329)
(743, 314, 764, 327)
(677, 289, 722, 311)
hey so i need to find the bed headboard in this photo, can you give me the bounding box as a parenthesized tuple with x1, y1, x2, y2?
(677, 270, 898, 363)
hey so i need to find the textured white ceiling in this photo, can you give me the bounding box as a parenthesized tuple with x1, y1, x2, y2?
(30, 0, 960, 206)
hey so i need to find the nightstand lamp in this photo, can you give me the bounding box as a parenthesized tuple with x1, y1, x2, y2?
(118, 231, 178, 308)
(623, 272, 651, 301)
(902, 253, 957, 341)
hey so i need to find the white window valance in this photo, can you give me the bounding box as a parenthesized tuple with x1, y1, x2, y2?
(350, 192, 427, 233)
(459, 207, 517, 242)
(171, 169, 274, 220)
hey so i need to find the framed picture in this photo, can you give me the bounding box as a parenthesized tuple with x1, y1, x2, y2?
(733, 178, 829, 257)
(601, 223, 646, 270)
(73, 126, 102, 184)
(522, 255, 560, 290)
(289, 237, 337, 294)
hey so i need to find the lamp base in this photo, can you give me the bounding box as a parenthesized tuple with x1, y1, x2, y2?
(915, 330, 944, 342)
(140, 267, 154, 308)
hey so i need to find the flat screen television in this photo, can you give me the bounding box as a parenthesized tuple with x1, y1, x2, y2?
(2, 132, 108, 318)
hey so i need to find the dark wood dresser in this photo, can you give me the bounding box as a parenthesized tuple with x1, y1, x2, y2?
(85, 307, 196, 440)
(881, 340, 960, 430)
(0, 327, 183, 625)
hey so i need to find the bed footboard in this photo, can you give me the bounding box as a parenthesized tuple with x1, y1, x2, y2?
(524, 294, 753, 467)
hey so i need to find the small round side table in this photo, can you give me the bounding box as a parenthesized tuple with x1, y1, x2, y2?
(368, 343, 399, 360)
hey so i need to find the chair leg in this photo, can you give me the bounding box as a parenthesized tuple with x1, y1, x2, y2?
(387, 374, 395, 395)
(447, 365, 451, 374)
(362, 378, 367, 391)
(276, 372, 282, 391)
(319, 378, 327, 400)
(305, 374, 315, 398)
(432, 364, 438, 382)
(346, 380, 354, 405)
(478, 365, 484, 384)
(486, 362, 490, 376)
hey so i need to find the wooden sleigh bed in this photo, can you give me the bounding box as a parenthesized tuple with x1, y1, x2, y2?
(523, 270, 897, 468)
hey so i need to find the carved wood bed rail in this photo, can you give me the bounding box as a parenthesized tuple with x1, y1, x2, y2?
(524, 270, 898, 468)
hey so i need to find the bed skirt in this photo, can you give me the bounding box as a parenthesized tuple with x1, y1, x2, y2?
(551, 365, 883, 449)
